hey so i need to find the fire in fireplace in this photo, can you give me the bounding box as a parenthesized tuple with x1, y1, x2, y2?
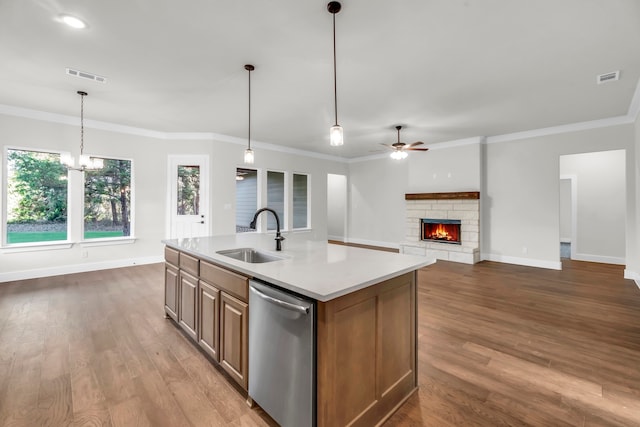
(421, 219, 461, 244)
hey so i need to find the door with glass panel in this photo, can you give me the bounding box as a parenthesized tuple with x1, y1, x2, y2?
(168, 155, 209, 238)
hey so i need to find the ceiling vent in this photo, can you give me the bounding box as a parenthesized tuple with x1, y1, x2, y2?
(596, 71, 619, 84)
(66, 68, 107, 84)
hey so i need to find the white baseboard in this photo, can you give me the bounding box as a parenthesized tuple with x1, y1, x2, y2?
(345, 237, 399, 250)
(482, 253, 562, 270)
(0, 256, 164, 283)
(624, 269, 640, 290)
(327, 235, 346, 242)
(572, 253, 625, 265)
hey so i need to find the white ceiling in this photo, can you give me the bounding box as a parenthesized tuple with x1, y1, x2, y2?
(1, 0, 639, 158)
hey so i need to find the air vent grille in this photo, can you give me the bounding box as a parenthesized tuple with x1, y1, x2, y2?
(597, 71, 619, 84)
(66, 68, 107, 83)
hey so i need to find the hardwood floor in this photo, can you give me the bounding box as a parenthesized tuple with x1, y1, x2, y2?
(0, 260, 638, 426)
(389, 260, 640, 427)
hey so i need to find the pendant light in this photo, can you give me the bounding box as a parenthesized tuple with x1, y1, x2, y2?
(60, 91, 104, 171)
(244, 64, 255, 164)
(328, 1, 343, 146)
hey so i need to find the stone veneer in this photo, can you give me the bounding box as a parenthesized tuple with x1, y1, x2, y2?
(400, 193, 480, 264)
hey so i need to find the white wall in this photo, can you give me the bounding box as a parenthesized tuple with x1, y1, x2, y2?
(559, 178, 572, 242)
(483, 125, 634, 269)
(407, 141, 482, 192)
(347, 157, 408, 248)
(327, 174, 347, 241)
(0, 114, 348, 281)
(560, 150, 626, 263)
(629, 112, 640, 281)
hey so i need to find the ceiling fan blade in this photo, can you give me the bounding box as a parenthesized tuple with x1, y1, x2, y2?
(406, 147, 429, 151)
(406, 141, 424, 147)
(379, 143, 395, 150)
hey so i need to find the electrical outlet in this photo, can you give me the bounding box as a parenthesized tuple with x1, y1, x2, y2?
(81, 250, 88, 258)
(522, 246, 528, 255)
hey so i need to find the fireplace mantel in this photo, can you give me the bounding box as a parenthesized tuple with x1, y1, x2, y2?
(405, 191, 479, 200)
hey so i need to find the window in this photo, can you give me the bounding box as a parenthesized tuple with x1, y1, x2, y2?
(84, 158, 132, 239)
(292, 173, 309, 229)
(236, 168, 258, 233)
(177, 165, 200, 215)
(5, 149, 68, 244)
(266, 171, 285, 231)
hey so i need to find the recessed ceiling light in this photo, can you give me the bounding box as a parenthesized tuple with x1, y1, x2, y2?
(60, 15, 87, 29)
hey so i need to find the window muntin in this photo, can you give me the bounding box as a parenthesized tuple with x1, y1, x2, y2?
(6, 149, 68, 244)
(266, 171, 285, 231)
(236, 168, 258, 233)
(292, 173, 309, 229)
(83, 158, 132, 239)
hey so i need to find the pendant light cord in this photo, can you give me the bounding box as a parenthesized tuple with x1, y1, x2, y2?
(332, 12, 338, 127)
(80, 92, 85, 155)
(248, 67, 251, 150)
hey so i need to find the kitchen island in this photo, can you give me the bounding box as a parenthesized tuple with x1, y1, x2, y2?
(163, 233, 434, 427)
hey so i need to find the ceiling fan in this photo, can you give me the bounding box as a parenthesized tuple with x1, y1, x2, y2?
(380, 126, 429, 159)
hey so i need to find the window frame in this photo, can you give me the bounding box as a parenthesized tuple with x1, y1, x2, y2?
(3, 146, 71, 247)
(81, 156, 135, 243)
(2, 145, 135, 251)
(292, 172, 311, 230)
(265, 169, 288, 232)
(235, 167, 261, 234)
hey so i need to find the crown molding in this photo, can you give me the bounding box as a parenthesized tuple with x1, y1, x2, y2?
(485, 115, 633, 145)
(0, 104, 348, 163)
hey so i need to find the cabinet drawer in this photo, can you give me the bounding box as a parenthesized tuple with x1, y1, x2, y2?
(165, 246, 179, 267)
(201, 261, 248, 301)
(179, 252, 200, 276)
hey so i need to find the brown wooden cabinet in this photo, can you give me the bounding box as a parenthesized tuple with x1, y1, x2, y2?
(178, 270, 198, 341)
(220, 291, 249, 390)
(198, 280, 220, 361)
(164, 247, 250, 391)
(164, 247, 180, 321)
(316, 271, 417, 427)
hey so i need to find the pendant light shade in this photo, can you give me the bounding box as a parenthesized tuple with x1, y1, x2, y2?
(61, 91, 103, 171)
(328, 1, 343, 146)
(244, 64, 255, 164)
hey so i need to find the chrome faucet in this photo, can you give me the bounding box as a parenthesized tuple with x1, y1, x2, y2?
(249, 208, 285, 251)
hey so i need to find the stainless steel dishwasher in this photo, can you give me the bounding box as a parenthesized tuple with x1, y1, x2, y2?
(249, 279, 315, 427)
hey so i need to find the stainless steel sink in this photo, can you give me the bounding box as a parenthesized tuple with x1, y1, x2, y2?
(216, 248, 284, 263)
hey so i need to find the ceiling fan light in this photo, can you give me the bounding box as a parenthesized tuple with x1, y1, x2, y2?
(390, 150, 407, 160)
(330, 125, 343, 146)
(61, 15, 87, 29)
(244, 148, 254, 164)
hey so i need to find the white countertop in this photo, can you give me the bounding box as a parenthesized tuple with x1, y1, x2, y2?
(163, 233, 435, 302)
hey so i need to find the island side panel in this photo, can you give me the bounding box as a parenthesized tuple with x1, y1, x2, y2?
(316, 271, 417, 427)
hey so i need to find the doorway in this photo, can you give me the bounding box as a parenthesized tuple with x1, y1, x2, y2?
(559, 150, 626, 265)
(167, 155, 210, 238)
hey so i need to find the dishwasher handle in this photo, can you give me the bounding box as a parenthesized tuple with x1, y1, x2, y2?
(250, 286, 309, 314)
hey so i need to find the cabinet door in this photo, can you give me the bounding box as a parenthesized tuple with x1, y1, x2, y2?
(198, 280, 220, 362)
(164, 263, 179, 321)
(178, 271, 198, 341)
(220, 292, 248, 390)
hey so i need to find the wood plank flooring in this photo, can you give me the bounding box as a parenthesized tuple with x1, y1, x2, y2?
(388, 260, 640, 427)
(0, 259, 638, 426)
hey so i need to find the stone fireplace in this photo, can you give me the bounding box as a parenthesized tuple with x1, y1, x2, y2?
(400, 192, 480, 264)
